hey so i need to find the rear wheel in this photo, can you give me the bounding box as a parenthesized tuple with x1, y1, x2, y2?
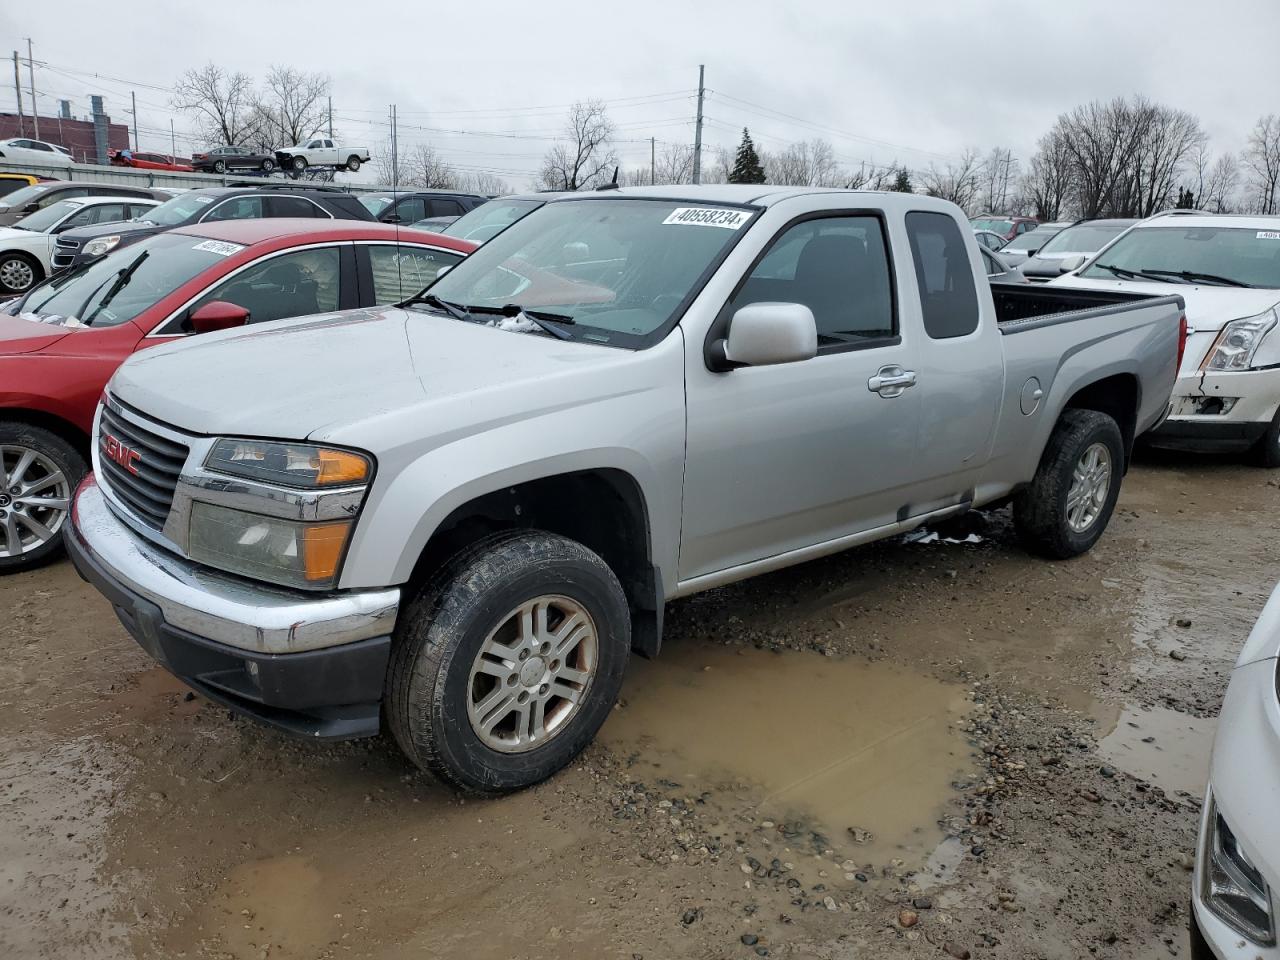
(261, 158, 276, 174)
(1250, 408, 1280, 467)
(212, 159, 226, 174)
(0, 424, 85, 573)
(0, 252, 41, 296)
(345, 156, 362, 173)
(1013, 409, 1124, 559)
(291, 156, 307, 172)
(387, 530, 630, 794)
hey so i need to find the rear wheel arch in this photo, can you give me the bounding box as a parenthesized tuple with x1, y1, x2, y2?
(1061, 373, 1139, 467)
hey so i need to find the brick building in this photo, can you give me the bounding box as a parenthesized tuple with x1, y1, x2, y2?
(0, 109, 130, 164)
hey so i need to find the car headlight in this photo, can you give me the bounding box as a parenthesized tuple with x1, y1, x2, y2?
(1202, 801, 1275, 945)
(84, 235, 122, 257)
(1203, 307, 1280, 371)
(204, 439, 370, 488)
(188, 503, 354, 589)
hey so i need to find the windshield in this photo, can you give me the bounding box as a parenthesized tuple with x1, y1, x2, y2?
(1, 184, 52, 208)
(424, 198, 754, 347)
(1036, 223, 1130, 256)
(970, 218, 1013, 234)
(136, 192, 219, 226)
(1004, 228, 1060, 252)
(443, 198, 543, 244)
(13, 199, 83, 232)
(13, 232, 234, 328)
(359, 196, 394, 216)
(1080, 226, 1280, 288)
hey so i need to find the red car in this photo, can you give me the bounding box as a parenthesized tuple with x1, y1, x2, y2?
(110, 150, 195, 172)
(969, 214, 1040, 242)
(0, 218, 475, 570)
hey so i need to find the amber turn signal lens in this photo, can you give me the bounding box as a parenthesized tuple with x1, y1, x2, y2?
(302, 520, 354, 582)
(315, 449, 370, 485)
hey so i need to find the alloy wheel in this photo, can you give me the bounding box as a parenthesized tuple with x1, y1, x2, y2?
(1065, 442, 1112, 533)
(0, 445, 71, 557)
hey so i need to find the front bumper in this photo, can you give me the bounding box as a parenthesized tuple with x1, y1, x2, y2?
(67, 476, 401, 739)
(1147, 368, 1280, 452)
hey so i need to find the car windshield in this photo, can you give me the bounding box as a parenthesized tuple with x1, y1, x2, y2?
(13, 232, 233, 328)
(1080, 226, 1280, 288)
(359, 196, 394, 216)
(1, 184, 52, 208)
(423, 198, 754, 347)
(13, 199, 84, 232)
(1004, 228, 1060, 252)
(1036, 223, 1130, 256)
(137, 192, 220, 226)
(443, 198, 543, 244)
(971, 218, 1014, 234)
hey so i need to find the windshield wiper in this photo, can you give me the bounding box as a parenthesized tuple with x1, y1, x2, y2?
(1093, 263, 1148, 280)
(466, 303, 577, 340)
(403, 293, 473, 322)
(1137, 268, 1255, 288)
(83, 250, 148, 326)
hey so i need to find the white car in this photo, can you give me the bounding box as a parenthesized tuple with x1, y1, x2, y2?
(994, 221, 1071, 267)
(1053, 214, 1280, 465)
(1192, 583, 1280, 958)
(0, 137, 74, 170)
(0, 195, 160, 296)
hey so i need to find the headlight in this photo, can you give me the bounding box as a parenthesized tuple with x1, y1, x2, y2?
(188, 502, 354, 589)
(1203, 307, 1280, 371)
(1202, 801, 1275, 945)
(205, 439, 370, 488)
(84, 235, 122, 257)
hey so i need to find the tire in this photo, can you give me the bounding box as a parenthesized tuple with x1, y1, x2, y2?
(1013, 409, 1124, 560)
(261, 158, 276, 174)
(345, 156, 362, 173)
(291, 156, 306, 172)
(212, 159, 226, 174)
(0, 423, 86, 573)
(1250, 408, 1280, 467)
(0, 251, 42, 296)
(387, 530, 630, 794)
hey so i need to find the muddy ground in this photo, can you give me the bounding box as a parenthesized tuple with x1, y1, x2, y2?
(2, 450, 1276, 959)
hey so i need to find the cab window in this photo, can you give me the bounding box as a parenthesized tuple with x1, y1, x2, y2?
(189, 248, 342, 326)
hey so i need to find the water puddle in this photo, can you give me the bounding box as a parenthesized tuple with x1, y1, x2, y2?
(1096, 704, 1215, 796)
(601, 643, 973, 865)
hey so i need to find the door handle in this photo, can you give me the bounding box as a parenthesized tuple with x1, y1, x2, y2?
(867, 366, 917, 398)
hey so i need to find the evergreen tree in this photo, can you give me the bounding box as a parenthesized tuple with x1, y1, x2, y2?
(1176, 186, 1197, 209)
(890, 167, 914, 193)
(729, 128, 766, 184)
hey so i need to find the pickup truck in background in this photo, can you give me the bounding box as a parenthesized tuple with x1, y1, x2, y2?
(274, 138, 371, 174)
(67, 187, 1186, 794)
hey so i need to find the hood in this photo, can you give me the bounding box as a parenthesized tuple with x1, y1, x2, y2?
(1050, 275, 1280, 333)
(0, 310, 74, 355)
(60, 220, 156, 243)
(108, 306, 651, 443)
(0, 225, 43, 244)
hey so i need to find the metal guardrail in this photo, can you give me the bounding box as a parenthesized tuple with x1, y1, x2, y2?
(0, 158, 386, 193)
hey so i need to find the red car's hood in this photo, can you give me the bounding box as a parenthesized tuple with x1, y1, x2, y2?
(0, 311, 74, 355)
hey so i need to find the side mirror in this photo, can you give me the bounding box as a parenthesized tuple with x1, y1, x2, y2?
(711, 302, 818, 370)
(190, 300, 250, 334)
(1058, 254, 1087, 274)
(23, 202, 39, 213)
(384, 214, 403, 224)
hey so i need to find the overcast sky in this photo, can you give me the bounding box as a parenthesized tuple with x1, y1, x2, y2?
(3, 0, 1278, 188)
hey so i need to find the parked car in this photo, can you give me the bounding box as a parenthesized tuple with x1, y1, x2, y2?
(66, 187, 1184, 792)
(357, 190, 487, 225)
(0, 195, 161, 296)
(110, 150, 193, 172)
(274, 138, 371, 174)
(969, 214, 1039, 242)
(1053, 213, 1280, 464)
(973, 229, 1008, 252)
(1020, 219, 1138, 282)
(993, 222, 1071, 267)
(0, 218, 475, 569)
(50, 184, 376, 272)
(0, 181, 170, 227)
(0, 172, 50, 200)
(192, 146, 277, 175)
(0, 137, 73, 170)
(1191, 580, 1280, 958)
(980, 246, 1027, 284)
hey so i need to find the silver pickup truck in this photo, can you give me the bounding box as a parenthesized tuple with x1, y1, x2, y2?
(66, 187, 1185, 793)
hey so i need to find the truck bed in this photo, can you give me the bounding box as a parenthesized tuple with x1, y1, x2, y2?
(993, 285, 1172, 333)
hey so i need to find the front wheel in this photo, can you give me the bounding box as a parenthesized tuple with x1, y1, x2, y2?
(0, 252, 41, 296)
(1013, 409, 1124, 559)
(345, 156, 362, 173)
(387, 530, 630, 794)
(0, 423, 86, 572)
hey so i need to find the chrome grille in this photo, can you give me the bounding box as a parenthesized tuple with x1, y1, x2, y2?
(51, 238, 79, 270)
(54, 237, 80, 250)
(98, 404, 189, 529)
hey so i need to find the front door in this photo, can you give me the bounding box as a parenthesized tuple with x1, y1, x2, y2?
(680, 213, 923, 583)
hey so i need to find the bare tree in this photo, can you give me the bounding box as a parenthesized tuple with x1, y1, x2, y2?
(459, 171, 510, 195)
(920, 149, 982, 213)
(172, 63, 258, 147)
(250, 66, 331, 150)
(1203, 153, 1240, 213)
(1023, 129, 1074, 220)
(977, 147, 1019, 213)
(539, 100, 617, 191)
(401, 144, 458, 189)
(766, 139, 840, 186)
(700, 146, 734, 185)
(1243, 114, 1280, 215)
(1128, 100, 1205, 216)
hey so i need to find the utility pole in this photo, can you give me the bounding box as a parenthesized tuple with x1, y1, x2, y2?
(389, 104, 398, 186)
(170, 119, 176, 160)
(327, 96, 333, 139)
(650, 137, 656, 186)
(692, 64, 705, 185)
(12, 53, 24, 136)
(25, 39, 38, 140)
(130, 91, 139, 151)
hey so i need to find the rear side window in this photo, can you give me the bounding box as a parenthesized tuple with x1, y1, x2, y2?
(368, 244, 463, 301)
(905, 211, 980, 339)
(268, 195, 324, 218)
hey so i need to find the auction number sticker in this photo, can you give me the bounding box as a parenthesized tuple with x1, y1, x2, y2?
(192, 239, 245, 256)
(191, 196, 213, 204)
(662, 207, 751, 229)
(1258, 231, 1280, 240)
